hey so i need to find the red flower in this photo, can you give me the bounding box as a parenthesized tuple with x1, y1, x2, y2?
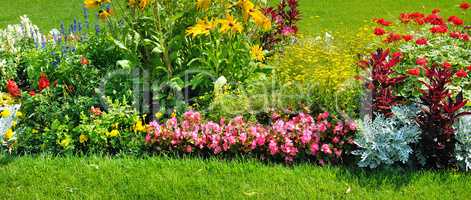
(448, 16, 464, 26)
(374, 27, 386, 36)
(6, 80, 21, 97)
(392, 52, 402, 58)
(415, 18, 425, 25)
(375, 18, 393, 26)
(430, 25, 448, 34)
(90, 106, 103, 116)
(450, 31, 462, 39)
(38, 73, 50, 91)
(80, 56, 89, 65)
(416, 58, 428, 66)
(443, 61, 452, 69)
(416, 37, 428, 45)
(456, 69, 468, 78)
(460, 2, 470, 10)
(425, 13, 444, 25)
(461, 33, 470, 41)
(29, 90, 36, 97)
(432, 8, 441, 14)
(385, 33, 402, 43)
(402, 34, 413, 41)
(400, 13, 412, 23)
(467, 65, 471, 71)
(407, 68, 421, 76)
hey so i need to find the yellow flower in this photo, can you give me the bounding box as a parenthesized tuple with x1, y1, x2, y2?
(4, 129, 14, 140)
(107, 129, 120, 137)
(196, 0, 211, 10)
(99, 9, 112, 20)
(250, 45, 265, 62)
(155, 112, 163, 119)
(238, 0, 255, 21)
(133, 120, 146, 133)
(139, 0, 150, 9)
(128, 0, 137, 6)
(79, 134, 89, 143)
(59, 137, 71, 148)
(84, 0, 99, 8)
(84, 0, 111, 8)
(249, 10, 271, 31)
(16, 111, 23, 118)
(11, 120, 17, 128)
(218, 14, 243, 34)
(185, 19, 215, 38)
(0, 109, 10, 118)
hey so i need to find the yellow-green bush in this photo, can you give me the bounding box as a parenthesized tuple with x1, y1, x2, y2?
(207, 26, 378, 118)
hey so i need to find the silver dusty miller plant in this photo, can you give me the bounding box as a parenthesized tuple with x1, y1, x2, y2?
(353, 105, 421, 169)
(455, 115, 471, 171)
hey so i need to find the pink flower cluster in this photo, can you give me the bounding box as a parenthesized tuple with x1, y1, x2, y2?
(145, 111, 357, 164)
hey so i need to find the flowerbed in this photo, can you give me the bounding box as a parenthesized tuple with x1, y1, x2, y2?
(1, 0, 471, 171)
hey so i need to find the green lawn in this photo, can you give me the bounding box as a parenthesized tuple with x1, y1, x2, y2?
(0, 155, 470, 199)
(0, 0, 464, 35)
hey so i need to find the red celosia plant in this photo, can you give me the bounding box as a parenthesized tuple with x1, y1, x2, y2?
(145, 111, 356, 164)
(359, 49, 407, 117)
(6, 80, 21, 97)
(415, 64, 471, 169)
(38, 73, 50, 92)
(262, 0, 300, 49)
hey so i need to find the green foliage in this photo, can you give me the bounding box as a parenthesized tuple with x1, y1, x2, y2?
(73, 98, 145, 156)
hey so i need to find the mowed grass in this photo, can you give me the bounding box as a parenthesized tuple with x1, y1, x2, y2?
(298, 0, 465, 35)
(0, 0, 85, 31)
(0, 155, 470, 200)
(0, 0, 464, 35)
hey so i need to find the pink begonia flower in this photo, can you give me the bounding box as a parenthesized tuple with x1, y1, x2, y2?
(334, 148, 342, 157)
(239, 133, 247, 143)
(310, 143, 319, 155)
(318, 123, 327, 132)
(321, 144, 332, 155)
(269, 140, 279, 155)
(145, 134, 151, 143)
(250, 140, 257, 150)
(185, 145, 193, 153)
(334, 123, 343, 133)
(332, 137, 340, 144)
(347, 121, 357, 131)
(301, 130, 312, 144)
(256, 134, 266, 146)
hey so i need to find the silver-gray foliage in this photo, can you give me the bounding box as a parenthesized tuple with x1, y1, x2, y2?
(455, 115, 471, 171)
(352, 106, 421, 169)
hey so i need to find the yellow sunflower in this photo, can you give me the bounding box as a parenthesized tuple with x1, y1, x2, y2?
(196, 0, 211, 10)
(139, 0, 150, 10)
(250, 45, 265, 62)
(185, 19, 215, 38)
(218, 14, 243, 34)
(238, 0, 255, 21)
(249, 10, 271, 31)
(98, 9, 112, 20)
